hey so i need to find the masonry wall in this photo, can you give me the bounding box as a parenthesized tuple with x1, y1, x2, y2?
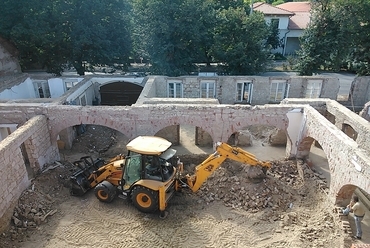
(341, 76, 370, 109)
(303, 106, 370, 205)
(1, 100, 370, 232)
(282, 99, 370, 204)
(151, 76, 339, 105)
(0, 115, 59, 232)
(359, 101, 370, 121)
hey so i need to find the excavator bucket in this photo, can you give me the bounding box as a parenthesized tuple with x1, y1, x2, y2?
(70, 156, 105, 196)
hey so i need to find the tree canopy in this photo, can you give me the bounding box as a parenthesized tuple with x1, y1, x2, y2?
(0, 0, 284, 76)
(296, 0, 370, 75)
(0, 0, 132, 75)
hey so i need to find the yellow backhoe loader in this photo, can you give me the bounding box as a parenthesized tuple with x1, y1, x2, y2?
(70, 136, 271, 216)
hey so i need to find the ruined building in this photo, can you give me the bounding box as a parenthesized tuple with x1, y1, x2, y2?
(0, 37, 370, 232)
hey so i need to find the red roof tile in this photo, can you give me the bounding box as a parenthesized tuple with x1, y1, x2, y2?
(289, 12, 310, 29)
(253, 2, 294, 16)
(277, 2, 311, 12)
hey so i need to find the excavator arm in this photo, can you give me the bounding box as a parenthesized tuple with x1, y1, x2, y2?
(184, 142, 271, 192)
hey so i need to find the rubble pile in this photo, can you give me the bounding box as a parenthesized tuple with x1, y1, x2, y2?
(5, 163, 73, 241)
(193, 159, 329, 211)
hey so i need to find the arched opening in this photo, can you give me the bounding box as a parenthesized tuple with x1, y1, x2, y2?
(57, 125, 129, 162)
(228, 124, 286, 160)
(342, 123, 358, 141)
(308, 139, 329, 185)
(100, 81, 143, 106)
(297, 137, 330, 188)
(155, 124, 213, 155)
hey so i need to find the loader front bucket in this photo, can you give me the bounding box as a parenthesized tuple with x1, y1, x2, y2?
(69, 156, 106, 196)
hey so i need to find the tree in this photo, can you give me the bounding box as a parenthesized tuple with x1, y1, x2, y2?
(0, 0, 132, 75)
(296, 0, 370, 76)
(210, 8, 270, 75)
(266, 19, 282, 50)
(132, 0, 216, 76)
(335, 0, 370, 75)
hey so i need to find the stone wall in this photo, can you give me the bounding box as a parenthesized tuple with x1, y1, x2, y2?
(359, 101, 370, 122)
(0, 115, 59, 232)
(150, 76, 339, 105)
(1, 100, 370, 232)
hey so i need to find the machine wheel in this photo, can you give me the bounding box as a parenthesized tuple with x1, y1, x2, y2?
(131, 186, 159, 213)
(94, 181, 117, 203)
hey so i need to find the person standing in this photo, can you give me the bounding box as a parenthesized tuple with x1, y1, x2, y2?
(342, 195, 366, 240)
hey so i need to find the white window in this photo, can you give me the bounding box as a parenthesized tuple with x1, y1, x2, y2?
(65, 81, 79, 91)
(200, 80, 216, 98)
(168, 81, 183, 98)
(305, 80, 322, 98)
(34, 81, 50, 98)
(236, 81, 253, 103)
(270, 80, 289, 102)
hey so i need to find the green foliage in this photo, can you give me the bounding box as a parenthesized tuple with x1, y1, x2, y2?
(132, 0, 217, 76)
(0, 0, 132, 75)
(266, 19, 282, 50)
(210, 9, 270, 75)
(296, 0, 370, 76)
(0, 0, 283, 76)
(273, 53, 286, 60)
(272, 0, 285, 6)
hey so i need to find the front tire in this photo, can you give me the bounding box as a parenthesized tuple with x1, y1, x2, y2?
(94, 181, 117, 203)
(131, 186, 158, 213)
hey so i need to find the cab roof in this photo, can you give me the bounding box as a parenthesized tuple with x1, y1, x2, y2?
(126, 136, 172, 155)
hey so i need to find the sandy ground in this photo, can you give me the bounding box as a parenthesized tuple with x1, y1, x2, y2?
(0, 125, 366, 248)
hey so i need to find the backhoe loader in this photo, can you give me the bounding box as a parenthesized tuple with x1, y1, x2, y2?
(69, 136, 271, 216)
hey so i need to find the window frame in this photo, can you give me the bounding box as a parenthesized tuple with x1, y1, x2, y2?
(200, 80, 216, 98)
(236, 81, 253, 103)
(167, 81, 183, 98)
(33, 80, 50, 98)
(305, 80, 323, 98)
(65, 81, 79, 91)
(269, 80, 290, 102)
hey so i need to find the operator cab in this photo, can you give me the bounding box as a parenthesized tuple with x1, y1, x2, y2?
(121, 136, 177, 189)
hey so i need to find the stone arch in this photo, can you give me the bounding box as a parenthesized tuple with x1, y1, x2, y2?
(57, 124, 130, 158)
(342, 123, 358, 141)
(153, 123, 215, 147)
(148, 117, 217, 145)
(336, 184, 358, 206)
(228, 124, 287, 147)
(49, 107, 136, 143)
(296, 136, 315, 159)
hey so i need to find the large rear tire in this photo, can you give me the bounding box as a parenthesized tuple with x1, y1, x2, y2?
(131, 186, 158, 213)
(94, 181, 117, 203)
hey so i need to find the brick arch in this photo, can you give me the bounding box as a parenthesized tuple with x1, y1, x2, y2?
(143, 106, 289, 145)
(336, 184, 358, 205)
(49, 106, 136, 142)
(296, 136, 315, 158)
(150, 119, 217, 143)
(296, 136, 333, 174)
